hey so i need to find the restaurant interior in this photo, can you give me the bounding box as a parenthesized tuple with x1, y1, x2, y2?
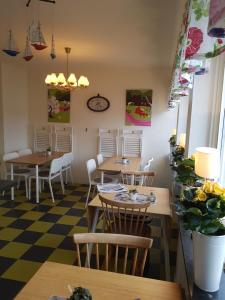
(0, 0, 225, 299)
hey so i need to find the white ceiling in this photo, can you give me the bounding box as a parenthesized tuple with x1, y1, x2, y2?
(0, 0, 184, 68)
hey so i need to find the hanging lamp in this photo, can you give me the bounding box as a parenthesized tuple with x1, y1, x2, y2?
(45, 47, 89, 91)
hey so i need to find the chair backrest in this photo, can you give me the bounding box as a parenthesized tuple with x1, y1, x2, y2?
(62, 152, 73, 168)
(96, 153, 104, 166)
(121, 129, 143, 157)
(18, 148, 32, 157)
(73, 233, 153, 277)
(3, 152, 19, 161)
(143, 158, 153, 172)
(49, 157, 63, 176)
(98, 129, 119, 157)
(99, 195, 150, 236)
(122, 171, 155, 187)
(86, 159, 97, 182)
(34, 125, 52, 152)
(54, 127, 73, 152)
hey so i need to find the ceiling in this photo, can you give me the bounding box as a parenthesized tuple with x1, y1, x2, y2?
(0, 0, 184, 68)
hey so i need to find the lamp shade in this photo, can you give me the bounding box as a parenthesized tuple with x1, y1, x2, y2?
(195, 147, 219, 179)
(179, 133, 186, 148)
(172, 128, 177, 135)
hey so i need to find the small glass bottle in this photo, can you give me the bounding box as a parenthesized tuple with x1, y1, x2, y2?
(149, 191, 156, 203)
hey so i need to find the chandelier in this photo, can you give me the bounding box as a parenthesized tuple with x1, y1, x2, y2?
(45, 47, 89, 90)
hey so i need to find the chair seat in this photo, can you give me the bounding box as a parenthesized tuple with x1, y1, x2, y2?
(14, 168, 31, 174)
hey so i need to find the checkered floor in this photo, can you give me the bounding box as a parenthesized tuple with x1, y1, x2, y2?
(0, 183, 177, 300)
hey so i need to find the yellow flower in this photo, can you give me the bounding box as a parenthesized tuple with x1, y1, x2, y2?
(202, 181, 214, 194)
(221, 193, 225, 201)
(213, 183, 224, 195)
(197, 191, 207, 201)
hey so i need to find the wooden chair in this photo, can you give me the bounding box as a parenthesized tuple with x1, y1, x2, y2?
(99, 194, 151, 237)
(73, 233, 153, 276)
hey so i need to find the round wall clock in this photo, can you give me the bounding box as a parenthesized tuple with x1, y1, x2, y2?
(87, 94, 110, 112)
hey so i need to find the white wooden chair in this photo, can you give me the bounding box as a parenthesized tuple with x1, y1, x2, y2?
(97, 153, 121, 177)
(33, 125, 52, 152)
(28, 157, 64, 202)
(62, 152, 73, 184)
(98, 129, 119, 157)
(3, 152, 32, 198)
(121, 129, 143, 157)
(86, 158, 114, 207)
(18, 148, 32, 156)
(54, 126, 73, 152)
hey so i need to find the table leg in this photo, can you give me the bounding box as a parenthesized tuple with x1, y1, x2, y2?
(35, 165, 39, 204)
(131, 173, 135, 185)
(162, 216, 171, 281)
(101, 171, 104, 184)
(10, 163, 14, 200)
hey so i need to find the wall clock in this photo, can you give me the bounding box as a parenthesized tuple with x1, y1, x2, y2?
(87, 94, 110, 112)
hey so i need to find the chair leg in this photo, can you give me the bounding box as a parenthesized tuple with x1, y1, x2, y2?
(60, 173, 65, 194)
(70, 167, 73, 184)
(28, 178, 31, 200)
(25, 179, 28, 198)
(92, 185, 96, 198)
(17, 177, 20, 189)
(86, 184, 92, 207)
(49, 180, 55, 203)
(65, 169, 68, 185)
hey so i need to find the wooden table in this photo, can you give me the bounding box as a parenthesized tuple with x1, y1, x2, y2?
(15, 261, 182, 300)
(98, 156, 141, 184)
(7, 152, 65, 203)
(88, 185, 172, 280)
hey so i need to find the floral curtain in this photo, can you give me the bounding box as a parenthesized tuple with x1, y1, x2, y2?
(168, 0, 225, 109)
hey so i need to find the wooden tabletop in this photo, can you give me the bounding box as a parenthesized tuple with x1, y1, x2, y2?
(98, 156, 141, 173)
(89, 185, 171, 216)
(15, 262, 182, 300)
(6, 152, 65, 166)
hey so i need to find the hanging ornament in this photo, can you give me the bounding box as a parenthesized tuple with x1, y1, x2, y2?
(2, 30, 20, 57)
(50, 34, 56, 59)
(30, 21, 47, 50)
(23, 33, 33, 61)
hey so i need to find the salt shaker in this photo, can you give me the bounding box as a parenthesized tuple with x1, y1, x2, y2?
(149, 192, 156, 203)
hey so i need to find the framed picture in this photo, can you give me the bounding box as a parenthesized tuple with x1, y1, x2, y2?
(126, 89, 152, 126)
(48, 89, 70, 123)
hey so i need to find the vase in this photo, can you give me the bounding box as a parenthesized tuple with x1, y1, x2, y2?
(192, 231, 225, 292)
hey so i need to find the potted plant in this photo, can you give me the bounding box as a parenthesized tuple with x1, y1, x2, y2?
(68, 287, 92, 300)
(171, 145, 185, 165)
(169, 134, 177, 162)
(46, 147, 52, 156)
(176, 181, 225, 292)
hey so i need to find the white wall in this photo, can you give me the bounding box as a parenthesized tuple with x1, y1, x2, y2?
(28, 65, 177, 187)
(1, 61, 29, 153)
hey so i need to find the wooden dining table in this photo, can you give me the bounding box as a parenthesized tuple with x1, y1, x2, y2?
(97, 156, 142, 184)
(14, 261, 182, 300)
(88, 185, 172, 281)
(6, 152, 65, 203)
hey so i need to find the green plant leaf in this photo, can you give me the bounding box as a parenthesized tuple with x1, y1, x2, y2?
(187, 207, 202, 216)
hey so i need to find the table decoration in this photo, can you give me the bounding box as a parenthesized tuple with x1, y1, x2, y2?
(176, 181, 225, 292)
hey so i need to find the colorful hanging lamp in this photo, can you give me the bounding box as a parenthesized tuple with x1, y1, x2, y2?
(30, 21, 47, 50)
(2, 30, 20, 57)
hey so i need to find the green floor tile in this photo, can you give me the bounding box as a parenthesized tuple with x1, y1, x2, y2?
(73, 202, 85, 209)
(27, 221, 53, 233)
(68, 226, 88, 236)
(57, 215, 79, 226)
(48, 206, 70, 215)
(0, 228, 23, 241)
(65, 195, 81, 201)
(0, 242, 31, 258)
(2, 259, 41, 282)
(41, 199, 60, 205)
(21, 211, 44, 221)
(0, 207, 10, 215)
(16, 203, 36, 211)
(48, 249, 75, 265)
(35, 233, 64, 248)
(0, 216, 15, 227)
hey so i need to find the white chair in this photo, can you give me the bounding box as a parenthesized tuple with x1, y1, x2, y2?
(97, 153, 121, 177)
(121, 129, 143, 157)
(86, 158, 114, 207)
(18, 148, 32, 156)
(54, 126, 73, 152)
(33, 125, 52, 152)
(98, 129, 119, 157)
(28, 157, 64, 203)
(62, 152, 73, 184)
(3, 152, 32, 198)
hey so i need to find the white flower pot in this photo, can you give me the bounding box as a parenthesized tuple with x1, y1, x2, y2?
(193, 231, 225, 292)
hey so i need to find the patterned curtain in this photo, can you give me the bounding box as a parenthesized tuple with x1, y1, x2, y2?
(168, 0, 225, 109)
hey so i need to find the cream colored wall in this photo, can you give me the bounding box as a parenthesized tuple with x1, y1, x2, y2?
(1, 62, 29, 153)
(28, 65, 177, 187)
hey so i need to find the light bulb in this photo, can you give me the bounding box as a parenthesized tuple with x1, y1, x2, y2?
(78, 76, 89, 87)
(57, 73, 66, 85)
(50, 73, 58, 85)
(68, 73, 77, 86)
(45, 74, 51, 85)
